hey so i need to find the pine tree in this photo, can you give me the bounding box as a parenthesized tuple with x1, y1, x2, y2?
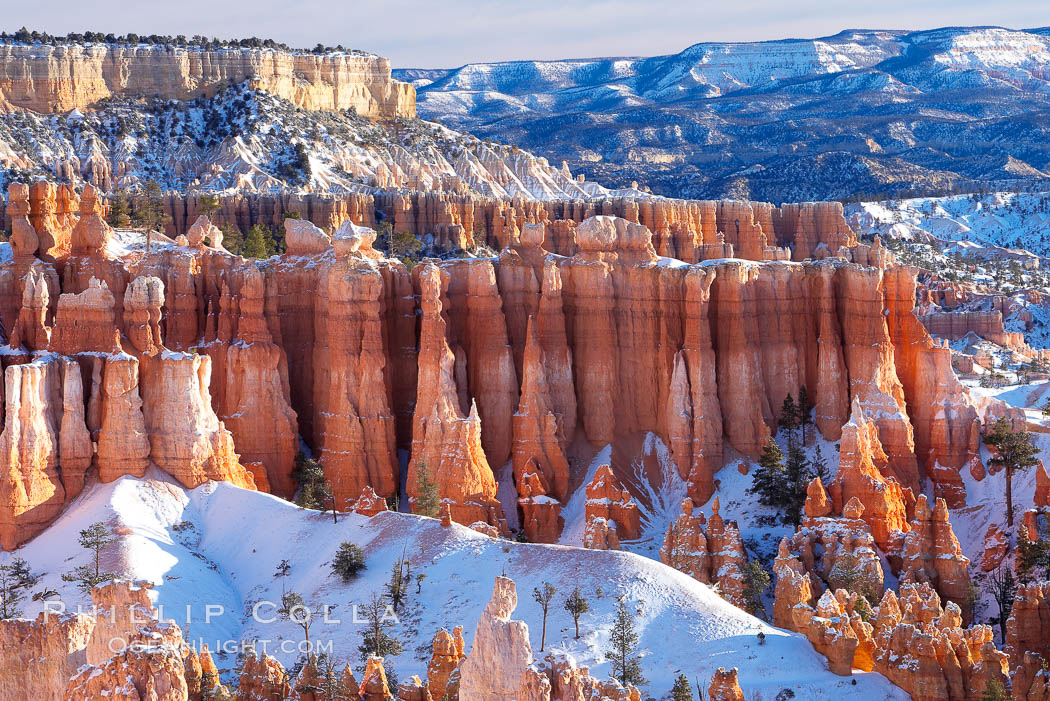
(987, 564, 1016, 641)
(828, 552, 879, 602)
(331, 542, 366, 583)
(741, 560, 771, 619)
(386, 555, 410, 611)
(0, 557, 34, 619)
(671, 674, 694, 701)
(811, 445, 830, 484)
(198, 194, 221, 217)
(294, 453, 333, 512)
(563, 586, 590, 639)
(605, 601, 646, 687)
(782, 439, 812, 528)
(797, 386, 812, 444)
(219, 224, 243, 255)
(1017, 528, 1050, 584)
(108, 190, 132, 228)
(279, 590, 317, 656)
(132, 180, 170, 253)
(749, 438, 784, 508)
(532, 581, 556, 652)
(61, 522, 117, 594)
(413, 461, 441, 517)
(242, 223, 272, 259)
(984, 418, 1040, 526)
(357, 593, 403, 661)
(778, 393, 800, 439)
(982, 679, 1010, 700)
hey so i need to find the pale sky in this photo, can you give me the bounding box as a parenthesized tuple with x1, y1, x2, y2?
(6, 0, 1048, 68)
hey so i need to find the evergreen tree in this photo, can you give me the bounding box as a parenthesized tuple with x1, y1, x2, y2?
(108, 189, 132, 228)
(782, 439, 812, 528)
(605, 601, 646, 687)
(219, 224, 243, 255)
(242, 223, 273, 259)
(278, 590, 318, 656)
(741, 560, 771, 619)
(778, 393, 800, 439)
(987, 564, 1016, 641)
(1017, 528, 1050, 584)
(413, 461, 441, 517)
(828, 552, 879, 602)
(797, 386, 812, 444)
(386, 555, 410, 611)
(132, 180, 170, 253)
(0, 557, 34, 619)
(670, 674, 694, 701)
(294, 453, 333, 513)
(198, 194, 221, 217)
(982, 679, 1010, 701)
(532, 581, 556, 652)
(749, 438, 785, 508)
(811, 445, 830, 485)
(984, 418, 1040, 526)
(62, 522, 117, 594)
(563, 586, 590, 640)
(331, 542, 366, 583)
(357, 593, 403, 661)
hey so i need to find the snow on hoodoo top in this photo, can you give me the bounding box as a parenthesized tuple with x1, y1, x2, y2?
(4, 472, 908, 699)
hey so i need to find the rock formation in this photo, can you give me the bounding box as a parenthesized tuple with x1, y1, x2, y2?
(0, 43, 415, 118)
(583, 464, 641, 549)
(707, 668, 745, 701)
(661, 497, 750, 609)
(459, 577, 533, 701)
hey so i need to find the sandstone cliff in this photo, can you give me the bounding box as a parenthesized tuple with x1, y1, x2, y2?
(0, 43, 415, 118)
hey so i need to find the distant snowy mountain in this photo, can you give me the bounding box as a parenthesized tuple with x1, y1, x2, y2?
(848, 192, 1050, 257)
(396, 27, 1050, 201)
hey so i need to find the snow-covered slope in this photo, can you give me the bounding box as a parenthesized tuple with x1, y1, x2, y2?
(0, 84, 628, 201)
(1, 470, 907, 699)
(398, 26, 1050, 201)
(848, 192, 1050, 257)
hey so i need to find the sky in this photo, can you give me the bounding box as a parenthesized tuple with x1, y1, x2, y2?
(6, 0, 1049, 68)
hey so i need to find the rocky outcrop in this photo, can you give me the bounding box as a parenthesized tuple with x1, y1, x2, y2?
(427, 627, 465, 696)
(360, 656, 393, 701)
(239, 651, 290, 701)
(884, 266, 982, 507)
(0, 195, 990, 565)
(1006, 583, 1050, 669)
(898, 495, 971, 614)
(408, 263, 503, 527)
(830, 397, 911, 550)
(0, 355, 92, 549)
(64, 644, 188, 701)
(139, 351, 255, 490)
(517, 651, 641, 701)
(661, 497, 750, 609)
(583, 464, 641, 549)
(203, 267, 299, 498)
(460, 577, 533, 701)
(872, 582, 1006, 701)
(0, 43, 415, 119)
(707, 668, 745, 701)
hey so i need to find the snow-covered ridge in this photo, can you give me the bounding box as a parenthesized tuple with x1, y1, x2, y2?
(1, 471, 907, 698)
(0, 84, 621, 200)
(398, 26, 1050, 202)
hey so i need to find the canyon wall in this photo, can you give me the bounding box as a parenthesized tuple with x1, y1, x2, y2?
(145, 191, 874, 263)
(0, 44, 415, 118)
(0, 182, 985, 550)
